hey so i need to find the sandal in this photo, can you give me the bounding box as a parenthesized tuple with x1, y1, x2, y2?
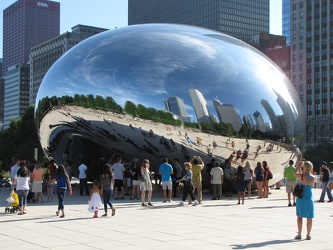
(101, 213, 107, 217)
(148, 203, 153, 206)
(56, 211, 59, 216)
(294, 234, 301, 240)
(306, 235, 311, 240)
(112, 208, 116, 216)
(59, 215, 65, 218)
(142, 203, 147, 206)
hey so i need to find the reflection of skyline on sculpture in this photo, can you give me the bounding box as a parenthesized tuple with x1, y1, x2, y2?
(35, 24, 306, 173)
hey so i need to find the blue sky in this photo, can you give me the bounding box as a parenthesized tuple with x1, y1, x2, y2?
(0, 0, 282, 58)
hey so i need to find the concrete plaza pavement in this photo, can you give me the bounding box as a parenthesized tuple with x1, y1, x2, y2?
(0, 184, 332, 250)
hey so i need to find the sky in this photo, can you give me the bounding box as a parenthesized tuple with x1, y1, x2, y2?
(0, 0, 282, 58)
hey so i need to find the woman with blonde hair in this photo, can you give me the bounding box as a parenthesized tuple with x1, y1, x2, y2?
(176, 162, 198, 206)
(244, 160, 254, 198)
(294, 160, 316, 240)
(140, 159, 153, 206)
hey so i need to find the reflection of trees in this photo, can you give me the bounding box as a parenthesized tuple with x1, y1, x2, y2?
(124, 101, 181, 126)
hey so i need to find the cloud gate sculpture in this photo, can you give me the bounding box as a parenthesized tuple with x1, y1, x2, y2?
(35, 24, 305, 186)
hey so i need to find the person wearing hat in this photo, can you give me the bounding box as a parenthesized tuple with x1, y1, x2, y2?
(318, 161, 333, 202)
(159, 158, 173, 202)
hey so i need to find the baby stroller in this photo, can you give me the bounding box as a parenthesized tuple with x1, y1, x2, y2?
(5, 190, 19, 213)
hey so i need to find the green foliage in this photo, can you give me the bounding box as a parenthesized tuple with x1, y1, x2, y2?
(0, 105, 42, 171)
(124, 101, 137, 116)
(303, 141, 333, 173)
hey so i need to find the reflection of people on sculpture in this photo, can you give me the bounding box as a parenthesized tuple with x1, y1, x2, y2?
(294, 160, 315, 240)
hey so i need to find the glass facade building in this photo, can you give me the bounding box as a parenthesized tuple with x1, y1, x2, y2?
(2, 0, 60, 75)
(282, 0, 291, 46)
(128, 0, 269, 43)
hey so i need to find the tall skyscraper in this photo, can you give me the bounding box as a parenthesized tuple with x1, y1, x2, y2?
(282, 0, 291, 46)
(188, 88, 211, 124)
(2, 0, 60, 127)
(3, 64, 30, 128)
(0, 58, 4, 129)
(128, 0, 269, 43)
(290, 1, 332, 144)
(213, 97, 242, 131)
(253, 111, 266, 132)
(164, 96, 190, 122)
(2, 0, 60, 75)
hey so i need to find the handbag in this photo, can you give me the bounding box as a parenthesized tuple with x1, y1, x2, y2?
(138, 171, 146, 182)
(293, 183, 304, 198)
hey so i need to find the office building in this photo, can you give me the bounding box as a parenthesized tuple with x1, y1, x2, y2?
(164, 96, 190, 122)
(188, 88, 211, 124)
(3, 64, 30, 128)
(253, 111, 266, 132)
(282, 0, 291, 46)
(128, 0, 269, 43)
(213, 97, 242, 131)
(290, 1, 332, 144)
(2, 0, 60, 76)
(0, 59, 3, 129)
(30, 25, 108, 104)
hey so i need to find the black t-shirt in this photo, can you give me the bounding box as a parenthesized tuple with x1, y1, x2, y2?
(131, 166, 140, 180)
(322, 168, 329, 182)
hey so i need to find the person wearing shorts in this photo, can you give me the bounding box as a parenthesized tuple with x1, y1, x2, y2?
(284, 160, 297, 206)
(159, 158, 173, 202)
(111, 157, 125, 199)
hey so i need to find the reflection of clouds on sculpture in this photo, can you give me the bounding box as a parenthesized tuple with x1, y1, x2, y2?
(36, 23, 305, 138)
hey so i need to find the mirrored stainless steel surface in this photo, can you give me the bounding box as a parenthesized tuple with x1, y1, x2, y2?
(35, 24, 304, 184)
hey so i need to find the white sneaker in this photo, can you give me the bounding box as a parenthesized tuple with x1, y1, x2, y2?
(178, 201, 184, 206)
(192, 200, 199, 206)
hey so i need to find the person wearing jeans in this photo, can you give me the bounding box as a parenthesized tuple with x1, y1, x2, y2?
(318, 161, 333, 202)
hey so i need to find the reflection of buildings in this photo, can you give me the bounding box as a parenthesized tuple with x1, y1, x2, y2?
(128, 0, 269, 43)
(3, 64, 30, 128)
(261, 99, 284, 135)
(188, 89, 212, 124)
(243, 115, 252, 128)
(274, 90, 295, 137)
(213, 97, 242, 131)
(253, 111, 266, 132)
(30, 25, 108, 104)
(164, 96, 190, 122)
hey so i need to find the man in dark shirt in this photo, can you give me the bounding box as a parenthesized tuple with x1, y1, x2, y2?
(318, 161, 333, 202)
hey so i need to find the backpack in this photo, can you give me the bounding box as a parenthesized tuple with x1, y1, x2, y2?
(268, 171, 273, 180)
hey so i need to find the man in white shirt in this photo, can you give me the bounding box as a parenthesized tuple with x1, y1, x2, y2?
(78, 162, 89, 195)
(210, 162, 224, 200)
(111, 157, 125, 199)
(11, 159, 21, 189)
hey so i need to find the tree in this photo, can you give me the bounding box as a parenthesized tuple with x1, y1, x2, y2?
(124, 101, 137, 116)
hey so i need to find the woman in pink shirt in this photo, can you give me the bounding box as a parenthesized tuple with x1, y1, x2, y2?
(32, 163, 44, 203)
